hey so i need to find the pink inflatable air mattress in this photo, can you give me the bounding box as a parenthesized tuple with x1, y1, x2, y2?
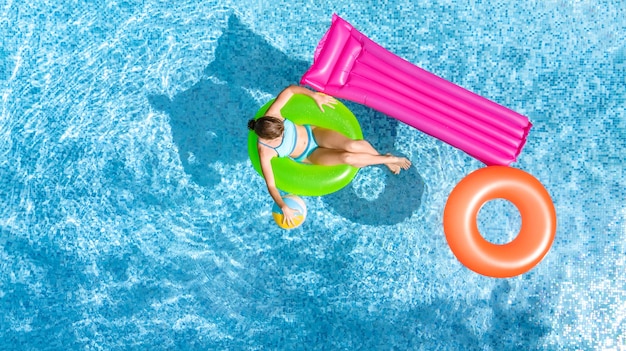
(300, 14, 532, 166)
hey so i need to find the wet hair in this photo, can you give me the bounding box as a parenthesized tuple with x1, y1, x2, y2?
(247, 116, 284, 139)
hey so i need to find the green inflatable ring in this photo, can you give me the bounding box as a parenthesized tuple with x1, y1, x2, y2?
(248, 94, 363, 196)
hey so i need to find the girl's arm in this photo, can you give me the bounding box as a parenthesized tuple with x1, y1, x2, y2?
(258, 145, 298, 226)
(265, 85, 337, 118)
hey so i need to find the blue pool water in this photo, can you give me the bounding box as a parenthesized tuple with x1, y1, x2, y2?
(1, 0, 624, 350)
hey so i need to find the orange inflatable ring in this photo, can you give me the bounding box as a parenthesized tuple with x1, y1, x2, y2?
(443, 166, 556, 278)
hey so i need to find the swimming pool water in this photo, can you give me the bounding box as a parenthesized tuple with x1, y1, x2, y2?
(1, 0, 624, 350)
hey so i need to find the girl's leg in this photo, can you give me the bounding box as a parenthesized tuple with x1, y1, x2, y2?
(310, 127, 411, 173)
(312, 127, 380, 155)
(307, 148, 411, 174)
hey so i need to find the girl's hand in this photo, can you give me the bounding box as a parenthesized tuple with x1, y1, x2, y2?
(281, 205, 300, 227)
(313, 92, 337, 112)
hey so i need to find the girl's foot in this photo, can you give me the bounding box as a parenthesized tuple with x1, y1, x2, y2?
(384, 154, 411, 174)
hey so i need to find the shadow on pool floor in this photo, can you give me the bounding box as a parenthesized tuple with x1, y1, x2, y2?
(148, 14, 424, 226)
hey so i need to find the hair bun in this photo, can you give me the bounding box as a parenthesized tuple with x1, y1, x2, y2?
(247, 119, 256, 130)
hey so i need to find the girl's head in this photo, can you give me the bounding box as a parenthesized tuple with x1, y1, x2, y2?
(247, 116, 284, 140)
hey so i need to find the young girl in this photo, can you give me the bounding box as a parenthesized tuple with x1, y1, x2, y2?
(248, 85, 411, 226)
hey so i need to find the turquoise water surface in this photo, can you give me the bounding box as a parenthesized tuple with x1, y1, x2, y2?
(1, 0, 624, 350)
